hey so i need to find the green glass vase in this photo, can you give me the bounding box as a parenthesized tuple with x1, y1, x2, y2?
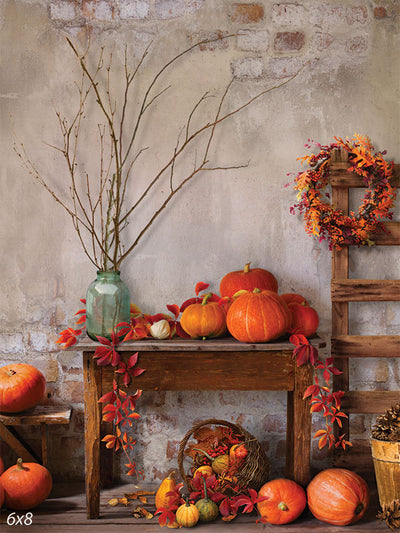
(86, 271, 130, 341)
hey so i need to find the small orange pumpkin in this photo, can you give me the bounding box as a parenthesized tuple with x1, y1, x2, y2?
(155, 471, 177, 510)
(0, 458, 52, 510)
(0, 364, 46, 413)
(227, 289, 291, 343)
(220, 262, 278, 298)
(257, 478, 306, 525)
(180, 293, 226, 339)
(288, 302, 319, 336)
(280, 293, 308, 306)
(307, 468, 369, 526)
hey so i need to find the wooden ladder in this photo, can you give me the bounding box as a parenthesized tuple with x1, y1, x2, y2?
(330, 148, 400, 457)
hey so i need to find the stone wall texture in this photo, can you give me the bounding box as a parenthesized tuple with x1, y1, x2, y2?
(0, 0, 399, 484)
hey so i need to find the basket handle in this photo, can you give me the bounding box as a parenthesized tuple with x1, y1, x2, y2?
(177, 418, 244, 488)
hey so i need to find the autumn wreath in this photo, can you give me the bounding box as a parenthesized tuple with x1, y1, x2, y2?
(290, 134, 397, 250)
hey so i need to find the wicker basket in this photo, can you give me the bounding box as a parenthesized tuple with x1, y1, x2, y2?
(177, 418, 270, 493)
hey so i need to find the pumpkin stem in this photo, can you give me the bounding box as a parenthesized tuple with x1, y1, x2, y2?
(253, 288, 261, 294)
(244, 262, 251, 273)
(278, 502, 289, 512)
(16, 458, 28, 471)
(201, 293, 212, 305)
(167, 470, 176, 480)
(355, 503, 364, 515)
(6, 369, 17, 377)
(202, 476, 209, 502)
(193, 448, 213, 461)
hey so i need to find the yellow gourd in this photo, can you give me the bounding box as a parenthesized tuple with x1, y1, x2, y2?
(155, 471, 176, 510)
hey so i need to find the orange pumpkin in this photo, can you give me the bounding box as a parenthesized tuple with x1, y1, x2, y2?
(307, 468, 369, 526)
(0, 458, 52, 510)
(220, 262, 278, 298)
(288, 302, 319, 336)
(227, 289, 291, 343)
(0, 364, 46, 413)
(180, 293, 226, 339)
(280, 293, 308, 306)
(194, 465, 213, 479)
(257, 478, 306, 525)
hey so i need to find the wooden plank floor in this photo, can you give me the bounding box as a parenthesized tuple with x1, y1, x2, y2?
(0, 482, 389, 532)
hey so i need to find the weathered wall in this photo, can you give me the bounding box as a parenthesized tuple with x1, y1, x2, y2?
(0, 0, 399, 483)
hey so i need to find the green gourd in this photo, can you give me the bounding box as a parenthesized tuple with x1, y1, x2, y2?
(195, 476, 219, 522)
(193, 448, 230, 475)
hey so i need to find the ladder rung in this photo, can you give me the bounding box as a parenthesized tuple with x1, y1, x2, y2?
(331, 279, 400, 302)
(332, 335, 400, 358)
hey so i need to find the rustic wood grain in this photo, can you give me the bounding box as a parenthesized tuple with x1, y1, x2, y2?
(330, 162, 400, 187)
(341, 391, 400, 413)
(286, 360, 313, 485)
(83, 352, 103, 519)
(331, 279, 400, 302)
(332, 335, 400, 358)
(0, 421, 39, 463)
(0, 405, 72, 426)
(101, 351, 295, 391)
(75, 336, 325, 352)
(331, 156, 351, 440)
(371, 221, 400, 245)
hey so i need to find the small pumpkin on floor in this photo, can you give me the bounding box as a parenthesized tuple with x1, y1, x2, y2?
(175, 498, 200, 528)
(0, 458, 52, 510)
(307, 468, 369, 526)
(257, 478, 307, 525)
(195, 476, 219, 522)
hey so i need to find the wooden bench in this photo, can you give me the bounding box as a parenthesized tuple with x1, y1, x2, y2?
(78, 337, 325, 519)
(0, 405, 72, 467)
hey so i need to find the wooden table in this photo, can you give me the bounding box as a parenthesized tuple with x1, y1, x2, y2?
(78, 337, 325, 519)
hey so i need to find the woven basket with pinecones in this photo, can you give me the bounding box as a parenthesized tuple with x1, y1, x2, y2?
(371, 405, 400, 530)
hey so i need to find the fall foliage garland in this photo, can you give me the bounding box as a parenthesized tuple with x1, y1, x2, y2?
(290, 134, 396, 250)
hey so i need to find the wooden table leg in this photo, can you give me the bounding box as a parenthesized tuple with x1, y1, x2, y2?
(40, 423, 48, 466)
(83, 352, 102, 519)
(286, 359, 313, 486)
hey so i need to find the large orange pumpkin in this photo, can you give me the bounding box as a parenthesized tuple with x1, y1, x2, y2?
(0, 458, 52, 510)
(220, 262, 278, 298)
(307, 468, 369, 526)
(180, 294, 227, 339)
(0, 364, 46, 413)
(227, 289, 291, 343)
(257, 478, 307, 525)
(287, 302, 319, 336)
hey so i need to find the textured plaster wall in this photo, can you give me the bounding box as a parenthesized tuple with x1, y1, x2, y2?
(0, 0, 399, 483)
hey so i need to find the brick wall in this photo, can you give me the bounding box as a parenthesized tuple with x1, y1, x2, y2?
(1, 0, 398, 484)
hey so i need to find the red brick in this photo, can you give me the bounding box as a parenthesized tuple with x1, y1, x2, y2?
(82, 0, 115, 21)
(313, 32, 334, 51)
(230, 3, 264, 23)
(261, 414, 286, 433)
(274, 31, 305, 51)
(189, 30, 229, 51)
(345, 35, 368, 53)
(374, 6, 388, 19)
(346, 6, 368, 25)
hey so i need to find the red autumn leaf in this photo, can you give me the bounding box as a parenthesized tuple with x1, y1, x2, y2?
(128, 353, 139, 368)
(98, 391, 117, 404)
(195, 281, 209, 296)
(175, 322, 191, 338)
(289, 333, 309, 346)
(74, 308, 86, 316)
(180, 297, 200, 312)
(166, 304, 180, 319)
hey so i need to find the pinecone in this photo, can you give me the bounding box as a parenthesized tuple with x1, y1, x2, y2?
(377, 500, 400, 530)
(372, 405, 400, 442)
